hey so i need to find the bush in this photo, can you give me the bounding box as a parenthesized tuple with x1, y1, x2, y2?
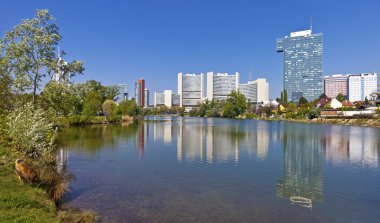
(6, 103, 57, 157)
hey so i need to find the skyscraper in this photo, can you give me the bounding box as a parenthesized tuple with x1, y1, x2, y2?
(178, 73, 204, 107)
(144, 88, 149, 107)
(207, 72, 239, 101)
(135, 79, 145, 107)
(277, 29, 323, 101)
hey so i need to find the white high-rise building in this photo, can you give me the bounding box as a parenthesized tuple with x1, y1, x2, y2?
(348, 73, 377, 102)
(178, 73, 204, 107)
(239, 78, 269, 103)
(154, 90, 180, 108)
(207, 72, 239, 101)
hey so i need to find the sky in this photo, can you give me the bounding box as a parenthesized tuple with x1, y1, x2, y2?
(1, 0, 379, 100)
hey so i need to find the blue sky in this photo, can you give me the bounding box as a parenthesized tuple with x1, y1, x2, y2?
(1, 0, 379, 99)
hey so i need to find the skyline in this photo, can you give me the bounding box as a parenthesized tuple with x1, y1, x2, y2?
(1, 1, 380, 98)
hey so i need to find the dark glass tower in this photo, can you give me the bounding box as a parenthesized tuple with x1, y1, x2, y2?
(277, 30, 323, 101)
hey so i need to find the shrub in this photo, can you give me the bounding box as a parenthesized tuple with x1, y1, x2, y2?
(6, 103, 57, 157)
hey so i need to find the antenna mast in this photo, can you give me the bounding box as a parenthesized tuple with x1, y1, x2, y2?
(310, 17, 313, 33)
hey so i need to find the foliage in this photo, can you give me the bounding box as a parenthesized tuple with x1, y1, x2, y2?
(222, 90, 248, 118)
(40, 81, 81, 116)
(82, 91, 103, 116)
(6, 103, 57, 158)
(364, 97, 369, 105)
(115, 99, 140, 116)
(2, 9, 61, 104)
(298, 96, 308, 105)
(102, 99, 117, 117)
(336, 93, 346, 102)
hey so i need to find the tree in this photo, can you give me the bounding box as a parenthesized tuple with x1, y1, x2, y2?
(3, 9, 61, 105)
(102, 100, 117, 118)
(115, 100, 140, 116)
(0, 40, 12, 112)
(82, 91, 103, 116)
(40, 81, 80, 116)
(2, 9, 84, 105)
(364, 96, 369, 105)
(222, 90, 248, 118)
(298, 96, 308, 105)
(336, 93, 346, 102)
(283, 90, 288, 102)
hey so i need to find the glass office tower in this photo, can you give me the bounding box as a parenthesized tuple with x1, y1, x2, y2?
(277, 30, 323, 101)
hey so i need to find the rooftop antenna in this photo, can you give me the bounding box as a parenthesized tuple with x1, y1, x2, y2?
(310, 17, 313, 33)
(249, 69, 252, 81)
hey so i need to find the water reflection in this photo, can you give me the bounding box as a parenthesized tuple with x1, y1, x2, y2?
(59, 118, 380, 222)
(277, 124, 324, 208)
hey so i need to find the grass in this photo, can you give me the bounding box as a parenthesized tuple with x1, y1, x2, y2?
(0, 152, 58, 223)
(0, 147, 96, 223)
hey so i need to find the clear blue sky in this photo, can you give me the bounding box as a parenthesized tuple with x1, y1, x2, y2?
(1, 0, 379, 99)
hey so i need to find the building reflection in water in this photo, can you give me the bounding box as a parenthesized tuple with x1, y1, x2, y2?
(136, 122, 149, 160)
(277, 124, 324, 209)
(150, 118, 271, 163)
(323, 126, 379, 168)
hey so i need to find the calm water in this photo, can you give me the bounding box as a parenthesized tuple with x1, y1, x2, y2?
(59, 117, 380, 223)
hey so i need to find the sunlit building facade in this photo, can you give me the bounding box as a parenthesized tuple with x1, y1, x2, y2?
(239, 78, 269, 103)
(348, 73, 377, 102)
(277, 29, 323, 101)
(178, 73, 204, 107)
(135, 79, 145, 107)
(207, 72, 239, 101)
(324, 75, 349, 99)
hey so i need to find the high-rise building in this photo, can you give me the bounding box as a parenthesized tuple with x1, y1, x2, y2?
(323, 75, 349, 99)
(239, 78, 269, 103)
(154, 90, 180, 108)
(348, 73, 377, 102)
(277, 29, 323, 101)
(144, 88, 149, 107)
(114, 84, 128, 103)
(135, 79, 145, 107)
(207, 72, 239, 101)
(178, 73, 204, 107)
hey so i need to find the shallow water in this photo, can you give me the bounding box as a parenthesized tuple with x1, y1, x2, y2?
(59, 117, 380, 223)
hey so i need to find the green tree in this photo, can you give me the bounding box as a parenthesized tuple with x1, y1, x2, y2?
(82, 91, 103, 116)
(298, 96, 308, 105)
(0, 41, 12, 112)
(102, 99, 117, 117)
(283, 90, 288, 102)
(40, 81, 79, 116)
(318, 93, 328, 100)
(3, 10, 61, 105)
(364, 96, 369, 105)
(336, 93, 346, 102)
(222, 90, 248, 118)
(115, 100, 140, 116)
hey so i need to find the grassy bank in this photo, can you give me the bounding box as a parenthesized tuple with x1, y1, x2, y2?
(0, 147, 58, 223)
(0, 146, 95, 223)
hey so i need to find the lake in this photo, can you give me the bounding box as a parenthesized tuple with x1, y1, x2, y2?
(59, 117, 380, 223)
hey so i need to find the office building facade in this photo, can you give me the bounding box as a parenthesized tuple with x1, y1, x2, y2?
(207, 72, 239, 101)
(239, 78, 269, 103)
(178, 73, 204, 107)
(154, 90, 180, 108)
(277, 29, 323, 101)
(323, 75, 349, 99)
(348, 73, 377, 102)
(135, 79, 145, 107)
(144, 88, 149, 107)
